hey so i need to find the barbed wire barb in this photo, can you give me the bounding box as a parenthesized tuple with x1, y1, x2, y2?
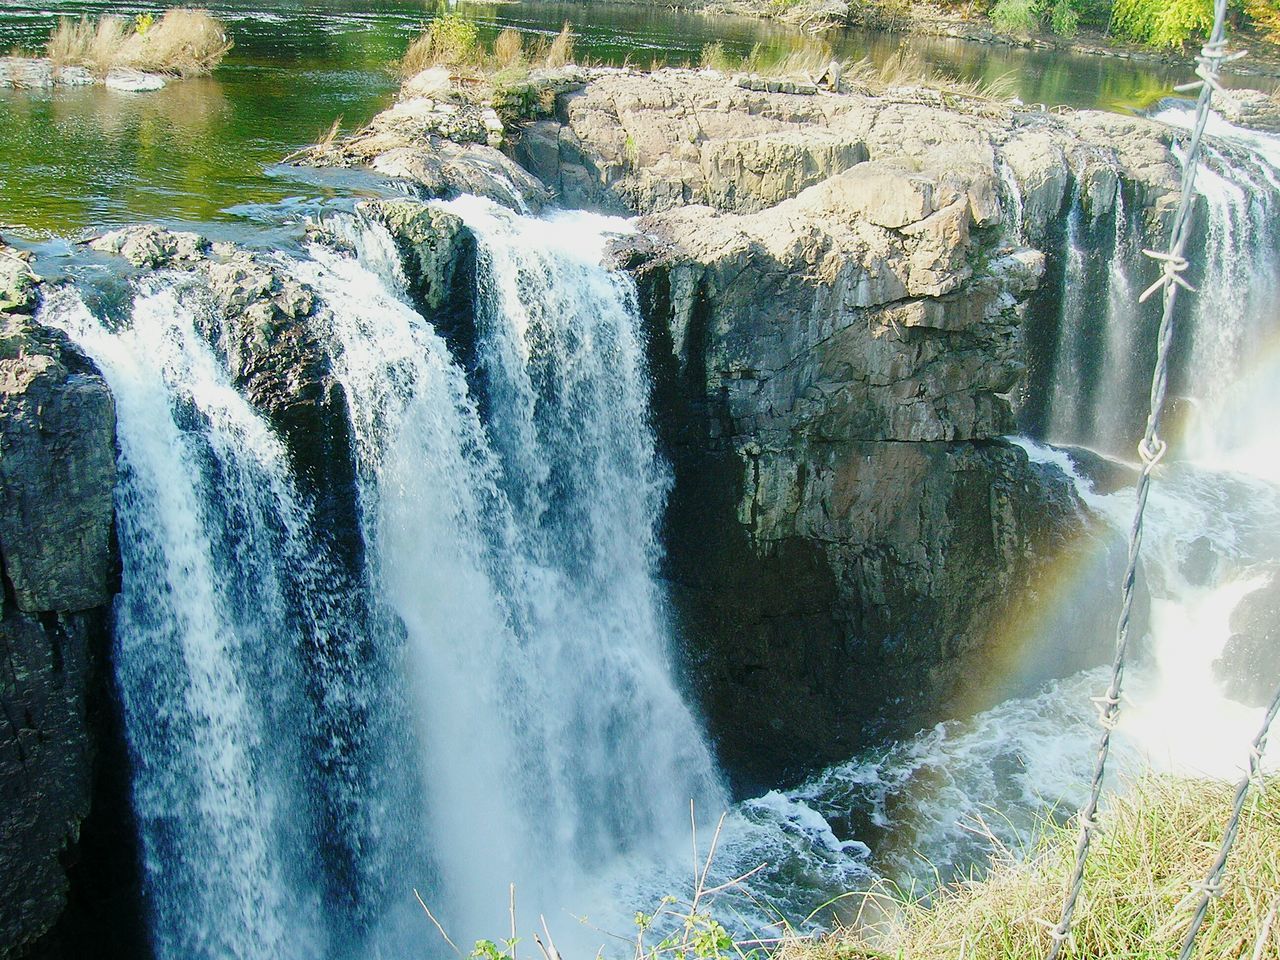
(1042, 0, 1239, 955)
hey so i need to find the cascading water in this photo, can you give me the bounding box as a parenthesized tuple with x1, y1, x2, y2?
(298, 199, 728, 947)
(37, 101, 1280, 956)
(42, 284, 333, 959)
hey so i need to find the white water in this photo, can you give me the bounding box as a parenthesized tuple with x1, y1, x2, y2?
(294, 201, 726, 949)
(42, 284, 329, 958)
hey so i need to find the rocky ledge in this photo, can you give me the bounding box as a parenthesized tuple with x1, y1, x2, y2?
(0, 56, 168, 92)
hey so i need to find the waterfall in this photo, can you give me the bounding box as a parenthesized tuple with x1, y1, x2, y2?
(294, 200, 727, 946)
(42, 284, 332, 959)
(42, 197, 725, 958)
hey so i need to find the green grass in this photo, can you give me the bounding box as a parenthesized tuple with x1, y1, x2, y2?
(778, 775, 1280, 960)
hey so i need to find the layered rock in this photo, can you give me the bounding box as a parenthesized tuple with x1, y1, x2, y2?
(0, 56, 166, 92)
(294, 68, 549, 212)
(0, 240, 119, 956)
(507, 68, 1180, 233)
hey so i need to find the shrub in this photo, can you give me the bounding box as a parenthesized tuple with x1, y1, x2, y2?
(989, 0, 1043, 34)
(1110, 0, 1215, 47)
(1245, 0, 1280, 40)
(401, 13, 480, 75)
(45, 9, 231, 77)
(1050, 0, 1081, 34)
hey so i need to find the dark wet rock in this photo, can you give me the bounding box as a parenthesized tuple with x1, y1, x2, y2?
(0, 606, 106, 956)
(1215, 572, 1280, 708)
(0, 317, 116, 613)
(360, 199, 472, 315)
(1056, 444, 1140, 495)
(625, 190, 1126, 786)
(0, 248, 119, 957)
(89, 225, 365, 578)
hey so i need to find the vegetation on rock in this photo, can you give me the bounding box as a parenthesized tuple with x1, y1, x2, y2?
(45, 8, 232, 77)
(401, 14, 577, 76)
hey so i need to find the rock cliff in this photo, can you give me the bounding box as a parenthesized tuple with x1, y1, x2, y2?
(0, 241, 119, 957)
(507, 69, 1175, 785)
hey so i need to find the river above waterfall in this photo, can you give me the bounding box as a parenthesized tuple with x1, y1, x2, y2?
(0, 0, 1253, 239)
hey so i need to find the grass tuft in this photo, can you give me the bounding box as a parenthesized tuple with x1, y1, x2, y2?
(781, 775, 1280, 960)
(46, 9, 231, 77)
(494, 28, 523, 68)
(544, 22, 575, 69)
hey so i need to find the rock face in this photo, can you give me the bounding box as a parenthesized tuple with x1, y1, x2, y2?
(1215, 572, 1280, 708)
(615, 160, 1117, 784)
(0, 241, 119, 956)
(526, 69, 1180, 787)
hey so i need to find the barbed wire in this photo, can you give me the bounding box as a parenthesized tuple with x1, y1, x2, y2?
(1043, 0, 1240, 954)
(1177, 682, 1280, 960)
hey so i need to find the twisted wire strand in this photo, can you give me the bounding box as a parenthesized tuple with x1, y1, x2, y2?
(1177, 683, 1280, 960)
(1043, 1, 1237, 954)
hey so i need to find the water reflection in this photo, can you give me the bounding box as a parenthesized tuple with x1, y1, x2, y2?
(0, 0, 1265, 237)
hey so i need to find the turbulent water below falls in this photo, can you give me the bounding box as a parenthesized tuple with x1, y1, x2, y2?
(36, 107, 1280, 957)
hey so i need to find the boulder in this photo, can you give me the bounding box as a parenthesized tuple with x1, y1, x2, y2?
(296, 95, 548, 212)
(103, 69, 166, 93)
(90, 224, 209, 268)
(1216, 87, 1280, 134)
(1215, 572, 1280, 708)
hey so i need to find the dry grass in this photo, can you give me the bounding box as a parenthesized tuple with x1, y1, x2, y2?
(543, 22, 575, 69)
(780, 775, 1280, 960)
(695, 38, 1014, 101)
(400, 16, 578, 79)
(494, 28, 523, 68)
(46, 9, 231, 77)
